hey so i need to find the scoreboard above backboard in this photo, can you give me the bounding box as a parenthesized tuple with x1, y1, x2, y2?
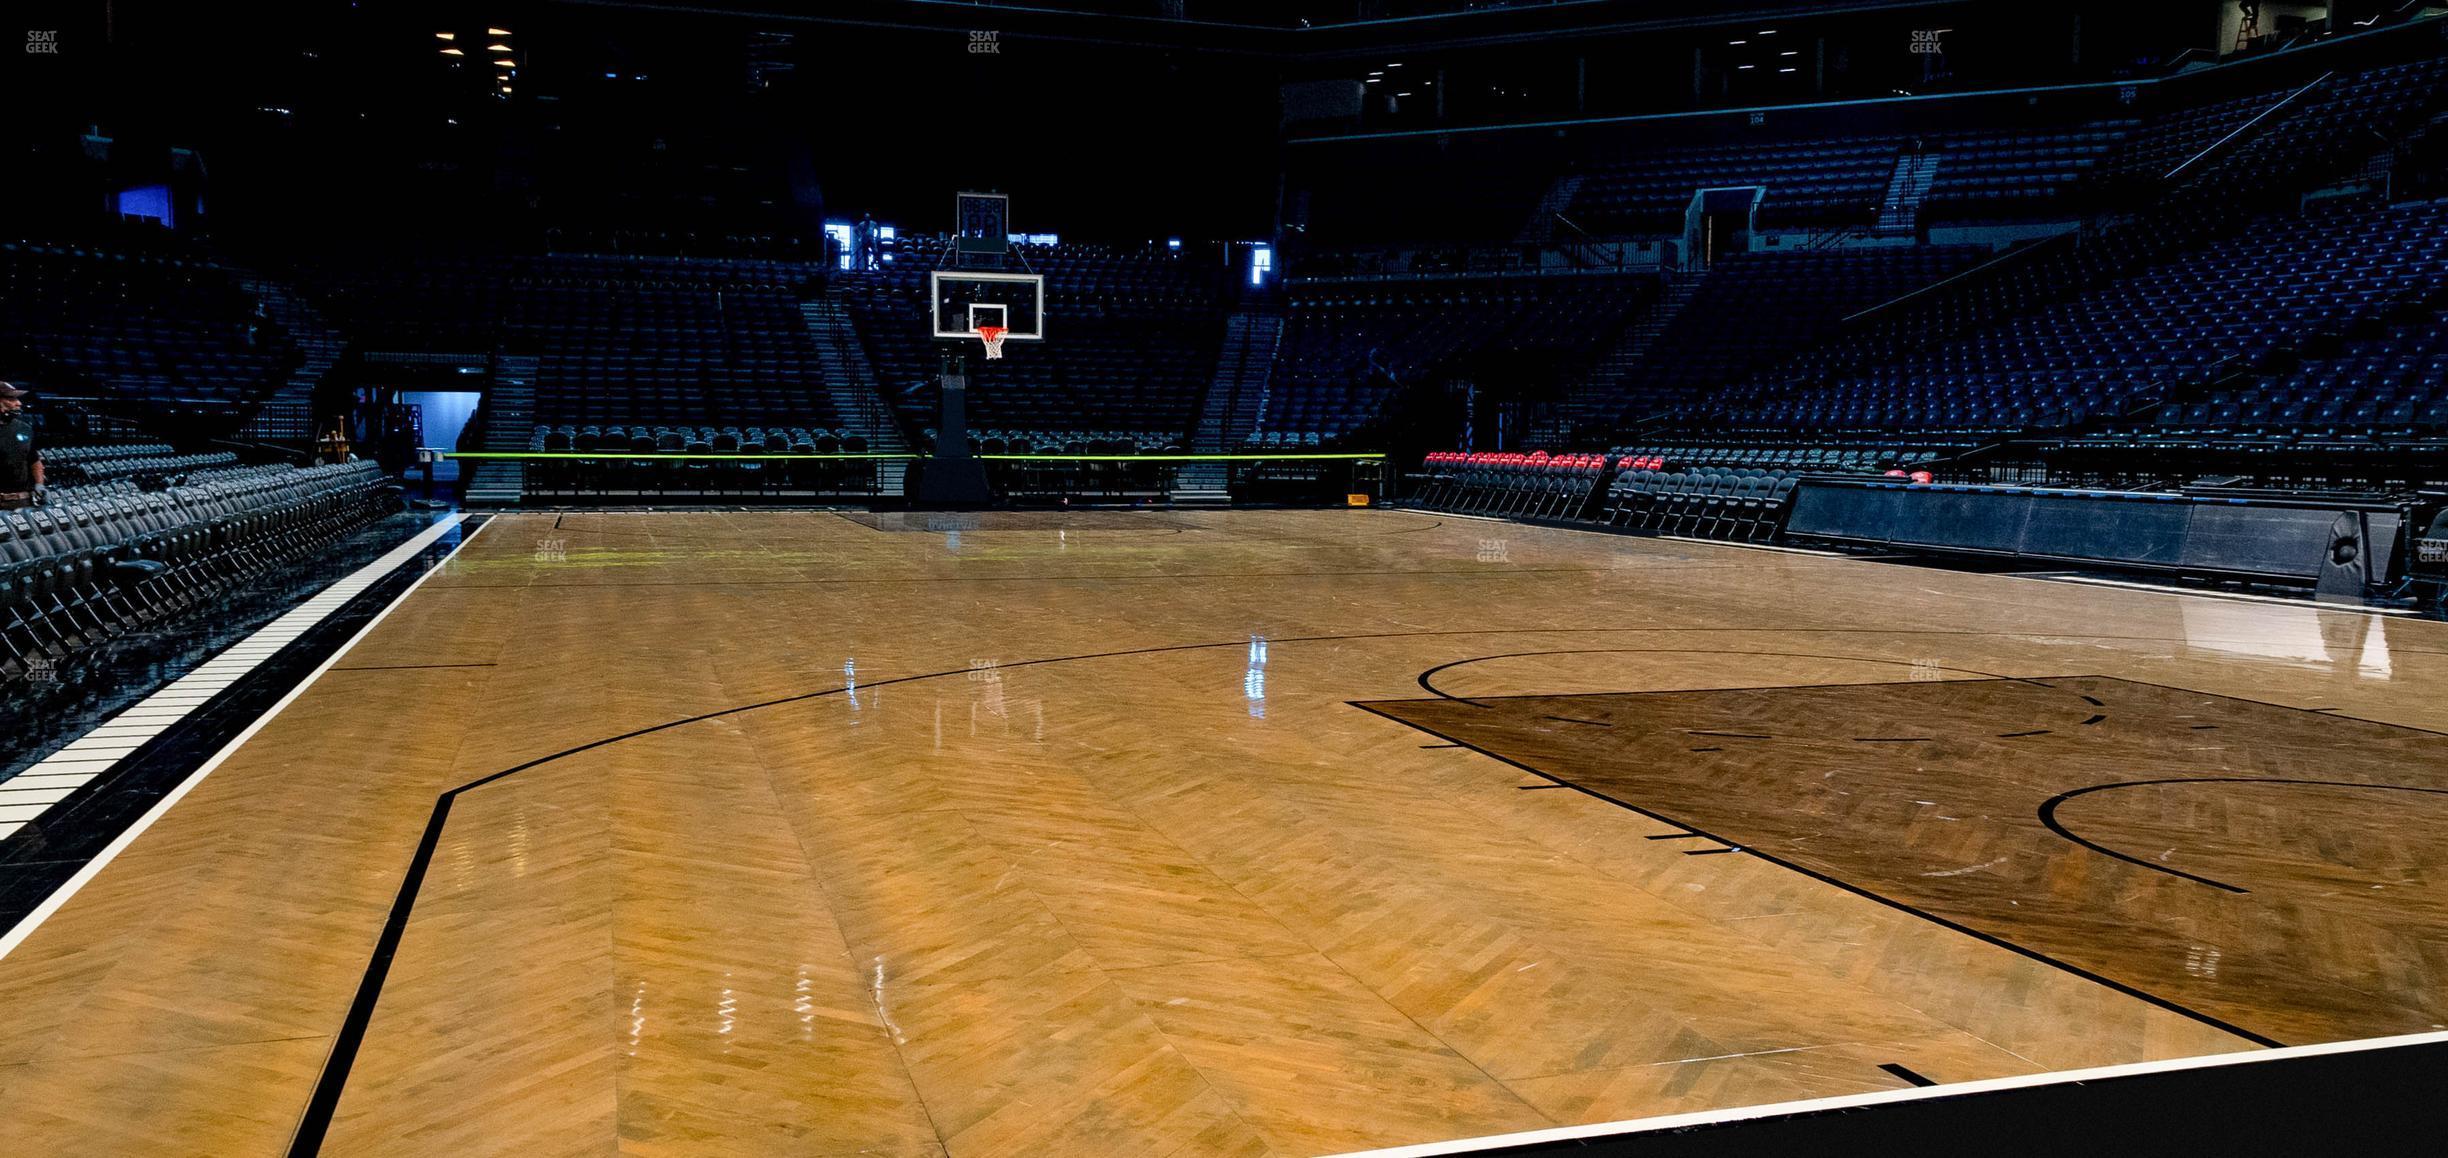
(955, 192, 1010, 258)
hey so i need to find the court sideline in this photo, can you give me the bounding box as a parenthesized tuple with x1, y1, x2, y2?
(0, 509, 2439, 1156)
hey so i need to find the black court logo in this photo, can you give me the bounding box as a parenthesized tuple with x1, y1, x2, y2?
(27, 29, 60, 54)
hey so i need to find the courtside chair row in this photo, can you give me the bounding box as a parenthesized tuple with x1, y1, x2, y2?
(1, 460, 396, 678)
(53, 450, 244, 487)
(1412, 452, 1801, 545)
(1414, 452, 1609, 519)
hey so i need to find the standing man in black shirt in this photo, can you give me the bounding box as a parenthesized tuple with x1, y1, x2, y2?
(0, 382, 44, 509)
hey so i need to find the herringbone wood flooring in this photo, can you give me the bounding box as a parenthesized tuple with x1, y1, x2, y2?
(1365, 677, 2448, 1048)
(0, 509, 2441, 1156)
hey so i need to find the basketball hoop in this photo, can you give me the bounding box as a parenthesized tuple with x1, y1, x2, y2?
(974, 325, 1008, 360)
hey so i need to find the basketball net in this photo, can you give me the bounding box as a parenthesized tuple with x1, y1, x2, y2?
(975, 325, 1008, 360)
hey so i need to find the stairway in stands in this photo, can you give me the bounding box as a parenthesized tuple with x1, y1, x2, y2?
(2373, 99, 2448, 195)
(1515, 173, 1588, 245)
(232, 271, 344, 441)
(464, 355, 536, 506)
(1562, 270, 1706, 432)
(802, 295, 910, 497)
(1875, 152, 1942, 236)
(1176, 311, 1282, 504)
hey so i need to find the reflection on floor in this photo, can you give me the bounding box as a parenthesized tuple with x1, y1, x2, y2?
(0, 509, 2440, 1157)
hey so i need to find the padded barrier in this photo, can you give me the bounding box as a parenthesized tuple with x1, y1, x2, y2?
(1783, 479, 2403, 587)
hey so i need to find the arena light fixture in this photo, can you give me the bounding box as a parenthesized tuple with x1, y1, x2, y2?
(487, 27, 511, 36)
(441, 47, 464, 55)
(490, 43, 513, 53)
(494, 58, 515, 68)
(435, 32, 455, 40)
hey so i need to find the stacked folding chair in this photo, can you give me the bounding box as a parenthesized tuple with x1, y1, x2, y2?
(2, 461, 398, 679)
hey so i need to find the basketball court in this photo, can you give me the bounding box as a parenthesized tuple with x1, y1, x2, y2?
(1, 508, 2440, 1155)
(11, 3, 2448, 1153)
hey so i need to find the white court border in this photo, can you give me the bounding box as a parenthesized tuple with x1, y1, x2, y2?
(1326, 1030, 2448, 1157)
(0, 514, 483, 963)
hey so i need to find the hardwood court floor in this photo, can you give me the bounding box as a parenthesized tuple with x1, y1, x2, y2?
(0, 509, 2442, 1156)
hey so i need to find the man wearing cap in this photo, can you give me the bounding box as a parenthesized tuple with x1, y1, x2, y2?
(0, 382, 44, 509)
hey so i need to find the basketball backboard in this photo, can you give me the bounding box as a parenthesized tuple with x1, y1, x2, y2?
(930, 270, 1045, 342)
